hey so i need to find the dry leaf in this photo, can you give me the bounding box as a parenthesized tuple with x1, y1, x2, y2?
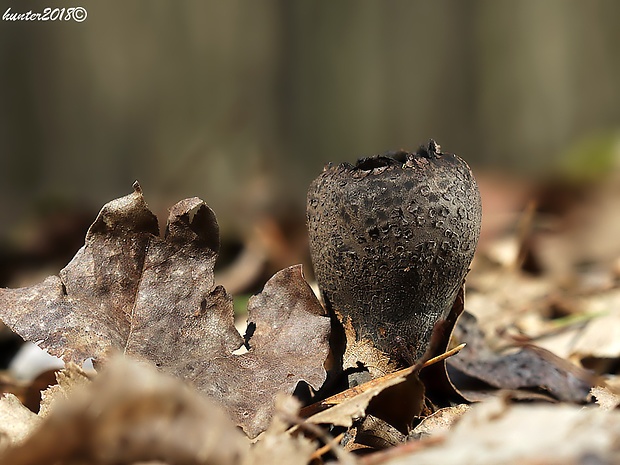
(305, 365, 424, 429)
(0, 184, 330, 437)
(376, 398, 620, 465)
(448, 311, 594, 402)
(409, 404, 470, 440)
(38, 363, 92, 417)
(194, 264, 331, 438)
(565, 289, 620, 360)
(0, 356, 250, 465)
(590, 385, 620, 411)
(245, 395, 317, 465)
(305, 378, 404, 428)
(347, 415, 407, 451)
(529, 289, 620, 362)
(0, 394, 41, 452)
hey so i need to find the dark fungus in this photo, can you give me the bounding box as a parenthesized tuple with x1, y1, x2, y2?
(307, 140, 482, 372)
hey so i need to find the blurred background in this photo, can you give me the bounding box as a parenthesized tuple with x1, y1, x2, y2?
(1, 0, 620, 292)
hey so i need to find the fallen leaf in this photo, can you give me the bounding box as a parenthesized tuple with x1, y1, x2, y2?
(305, 364, 424, 430)
(448, 311, 595, 403)
(245, 395, 318, 465)
(0, 184, 331, 437)
(0, 356, 250, 465)
(0, 394, 41, 452)
(409, 404, 470, 440)
(371, 397, 620, 465)
(590, 385, 620, 411)
(347, 415, 407, 451)
(565, 289, 620, 360)
(194, 264, 331, 438)
(524, 288, 620, 363)
(38, 363, 92, 417)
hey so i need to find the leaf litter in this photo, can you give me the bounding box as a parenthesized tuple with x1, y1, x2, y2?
(2, 174, 620, 463)
(1, 357, 250, 465)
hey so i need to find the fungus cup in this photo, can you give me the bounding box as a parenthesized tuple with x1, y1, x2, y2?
(307, 141, 482, 377)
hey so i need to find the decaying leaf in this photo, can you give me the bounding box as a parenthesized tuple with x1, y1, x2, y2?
(590, 385, 620, 411)
(372, 397, 620, 465)
(0, 184, 331, 437)
(306, 371, 412, 428)
(347, 415, 407, 451)
(305, 362, 425, 433)
(409, 404, 470, 440)
(559, 288, 620, 361)
(38, 363, 92, 417)
(247, 395, 319, 465)
(0, 394, 41, 452)
(448, 311, 595, 402)
(0, 367, 58, 413)
(0, 356, 250, 465)
(194, 264, 331, 438)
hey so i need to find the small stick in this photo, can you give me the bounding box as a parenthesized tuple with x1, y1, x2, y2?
(309, 433, 346, 461)
(422, 343, 466, 368)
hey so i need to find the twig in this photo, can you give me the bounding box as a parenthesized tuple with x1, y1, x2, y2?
(309, 433, 345, 461)
(422, 343, 466, 368)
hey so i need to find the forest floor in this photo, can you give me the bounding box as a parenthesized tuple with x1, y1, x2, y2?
(1, 169, 620, 464)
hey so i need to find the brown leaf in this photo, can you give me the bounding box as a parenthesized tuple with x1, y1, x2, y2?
(409, 404, 470, 440)
(0, 184, 331, 437)
(38, 363, 92, 417)
(304, 372, 410, 428)
(192, 264, 331, 438)
(590, 385, 620, 411)
(0, 356, 250, 465)
(304, 363, 424, 430)
(347, 415, 407, 451)
(245, 395, 319, 465)
(448, 311, 595, 403)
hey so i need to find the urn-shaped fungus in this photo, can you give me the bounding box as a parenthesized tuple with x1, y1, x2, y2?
(307, 141, 482, 374)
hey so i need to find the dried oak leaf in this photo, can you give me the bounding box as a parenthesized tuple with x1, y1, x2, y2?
(0, 356, 250, 465)
(447, 311, 595, 403)
(0, 183, 331, 438)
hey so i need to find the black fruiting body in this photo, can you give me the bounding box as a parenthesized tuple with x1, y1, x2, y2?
(307, 141, 482, 367)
